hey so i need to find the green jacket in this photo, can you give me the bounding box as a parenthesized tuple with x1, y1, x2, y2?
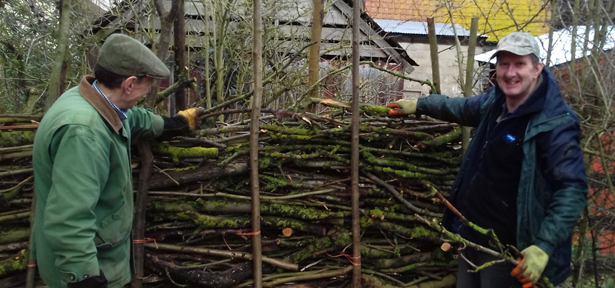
(32, 76, 164, 287)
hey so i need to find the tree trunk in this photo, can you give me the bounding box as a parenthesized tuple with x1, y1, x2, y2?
(306, 0, 324, 113)
(251, 0, 264, 285)
(173, 0, 187, 111)
(143, 0, 180, 109)
(44, 0, 71, 112)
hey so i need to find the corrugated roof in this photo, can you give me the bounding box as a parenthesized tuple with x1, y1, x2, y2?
(374, 19, 488, 38)
(475, 26, 615, 67)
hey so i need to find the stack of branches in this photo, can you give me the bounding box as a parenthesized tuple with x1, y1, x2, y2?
(0, 102, 464, 288)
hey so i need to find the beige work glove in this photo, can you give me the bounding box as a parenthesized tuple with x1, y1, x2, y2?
(387, 99, 418, 115)
(511, 245, 549, 288)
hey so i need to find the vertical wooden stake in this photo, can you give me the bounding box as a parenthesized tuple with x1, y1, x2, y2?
(130, 139, 154, 288)
(250, 0, 264, 286)
(25, 193, 36, 288)
(173, 0, 187, 111)
(427, 17, 441, 95)
(351, 0, 362, 286)
(462, 17, 479, 155)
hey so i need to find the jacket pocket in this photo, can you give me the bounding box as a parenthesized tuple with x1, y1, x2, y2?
(94, 201, 132, 248)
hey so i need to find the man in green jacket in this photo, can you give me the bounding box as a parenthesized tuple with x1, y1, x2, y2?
(32, 33, 202, 288)
(388, 32, 587, 287)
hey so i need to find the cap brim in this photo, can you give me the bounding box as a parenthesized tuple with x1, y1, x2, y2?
(490, 48, 534, 59)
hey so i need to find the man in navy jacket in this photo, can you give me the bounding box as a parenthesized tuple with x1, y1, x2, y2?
(388, 32, 588, 287)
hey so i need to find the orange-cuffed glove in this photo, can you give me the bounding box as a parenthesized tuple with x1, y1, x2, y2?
(386, 99, 417, 116)
(511, 245, 549, 288)
(177, 107, 205, 130)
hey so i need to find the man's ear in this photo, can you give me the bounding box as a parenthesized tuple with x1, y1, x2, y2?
(534, 62, 544, 78)
(121, 76, 138, 93)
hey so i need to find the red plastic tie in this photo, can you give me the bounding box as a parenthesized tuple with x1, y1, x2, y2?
(133, 238, 158, 249)
(27, 264, 37, 268)
(327, 252, 361, 266)
(236, 231, 261, 236)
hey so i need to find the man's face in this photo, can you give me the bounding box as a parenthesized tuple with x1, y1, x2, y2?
(496, 51, 543, 101)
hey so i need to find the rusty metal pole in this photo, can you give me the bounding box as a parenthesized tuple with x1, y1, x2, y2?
(250, 0, 264, 286)
(351, 0, 362, 286)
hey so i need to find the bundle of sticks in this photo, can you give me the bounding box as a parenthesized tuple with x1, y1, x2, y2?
(0, 103, 463, 288)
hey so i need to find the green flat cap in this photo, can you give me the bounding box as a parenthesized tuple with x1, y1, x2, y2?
(98, 33, 170, 79)
(491, 31, 541, 60)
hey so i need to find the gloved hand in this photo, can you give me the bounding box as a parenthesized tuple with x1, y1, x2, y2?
(511, 245, 549, 287)
(177, 107, 205, 130)
(67, 270, 107, 288)
(387, 99, 417, 115)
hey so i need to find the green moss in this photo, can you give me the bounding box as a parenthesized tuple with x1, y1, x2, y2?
(269, 151, 284, 158)
(361, 217, 375, 226)
(260, 175, 291, 191)
(261, 124, 314, 135)
(0, 249, 27, 276)
(0, 228, 30, 244)
(285, 237, 333, 263)
(359, 104, 390, 115)
(331, 231, 352, 247)
(209, 199, 229, 209)
(223, 145, 244, 153)
(178, 212, 250, 228)
(368, 208, 385, 218)
(369, 166, 423, 179)
(158, 143, 218, 162)
(170, 165, 197, 172)
(269, 134, 312, 140)
(262, 203, 348, 220)
(259, 157, 271, 169)
(419, 127, 462, 147)
(147, 200, 197, 212)
(0, 131, 35, 146)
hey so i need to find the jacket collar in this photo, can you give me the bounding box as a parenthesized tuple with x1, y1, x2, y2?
(78, 76, 123, 134)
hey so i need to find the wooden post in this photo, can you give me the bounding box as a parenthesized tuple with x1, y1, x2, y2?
(143, 0, 180, 108)
(427, 18, 441, 94)
(307, 0, 324, 113)
(351, 0, 362, 286)
(546, 0, 557, 67)
(44, 0, 72, 112)
(173, 0, 187, 111)
(25, 194, 36, 288)
(250, 0, 264, 286)
(462, 17, 478, 155)
(130, 140, 154, 288)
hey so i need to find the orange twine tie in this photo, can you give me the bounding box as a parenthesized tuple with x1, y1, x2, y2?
(327, 252, 361, 266)
(133, 238, 158, 249)
(236, 231, 261, 236)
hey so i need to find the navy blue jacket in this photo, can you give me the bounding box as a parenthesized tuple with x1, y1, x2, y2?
(416, 67, 588, 285)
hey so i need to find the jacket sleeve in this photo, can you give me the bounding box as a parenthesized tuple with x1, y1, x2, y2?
(43, 125, 109, 282)
(534, 120, 588, 256)
(126, 107, 165, 138)
(415, 92, 489, 127)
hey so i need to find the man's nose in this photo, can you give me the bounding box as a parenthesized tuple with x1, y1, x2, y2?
(504, 65, 516, 77)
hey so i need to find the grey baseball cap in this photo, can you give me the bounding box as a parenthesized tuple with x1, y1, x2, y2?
(97, 34, 170, 79)
(491, 31, 541, 59)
